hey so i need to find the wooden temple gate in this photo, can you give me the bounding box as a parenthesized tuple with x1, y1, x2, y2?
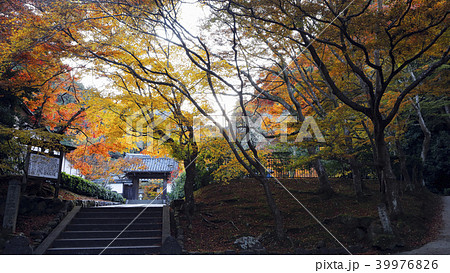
(120, 154, 178, 203)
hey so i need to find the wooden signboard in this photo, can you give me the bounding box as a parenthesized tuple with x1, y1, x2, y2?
(27, 153, 60, 180)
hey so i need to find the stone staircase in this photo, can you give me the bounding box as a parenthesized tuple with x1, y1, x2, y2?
(44, 206, 163, 254)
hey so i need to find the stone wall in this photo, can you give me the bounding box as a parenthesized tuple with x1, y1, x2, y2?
(18, 196, 74, 216)
(169, 199, 186, 252)
(73, 200, 122, 207)
(0, 196, 75, 254)
(0, 196, 123, 254)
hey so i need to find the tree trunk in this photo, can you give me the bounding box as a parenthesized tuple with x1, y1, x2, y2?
(362, 120, 382, 188)
(344, 126, 364, 199)
(258, 176, 286, 241)
(374, 123, 402, 217)
(184, 158, 196, 212)
(307, 146, 334, 197)
(413, 95, 431, 187)
(349, 157, 364, 200)
(313, 158, 334, 197)
(395, 140, 412, 192)
(183, 157, 196, 227)
(411, 163, 423, 189)
(183, 138, 198, 226)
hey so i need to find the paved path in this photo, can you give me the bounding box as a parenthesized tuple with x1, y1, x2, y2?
(401, 196, 450, 255)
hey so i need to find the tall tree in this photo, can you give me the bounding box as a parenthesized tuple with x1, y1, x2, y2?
(0, 0, 88, 174)
(60, 0, 289, 241)
(61, 7, 208, 220)
(61, 0, 448, 240)
(203, 0, 449, 217)
(106, 69, 203, 223)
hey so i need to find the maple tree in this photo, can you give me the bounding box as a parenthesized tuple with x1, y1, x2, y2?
(201, 0, 449, 218)
(103, 71, 203, 221)
(200, 7, 375, 201)
(195, 136, 247, 183)
(50, 0, 290, 239)
(241, 52, 345, 195)
(32, 0, 447, 241)
(0, 0, 89, 175)
(244, 62, 372, 199)
(60, 17, 208, 219)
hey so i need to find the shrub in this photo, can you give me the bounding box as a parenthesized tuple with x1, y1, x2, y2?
(168, 171, 186, 201)
(61, 172, 125, 203)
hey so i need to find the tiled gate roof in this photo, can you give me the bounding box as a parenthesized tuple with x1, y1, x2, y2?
(124, 153, 178, 173)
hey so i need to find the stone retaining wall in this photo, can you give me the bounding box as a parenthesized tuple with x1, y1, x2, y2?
(73, 200, 122, 207)
(0, 196, 122, 254)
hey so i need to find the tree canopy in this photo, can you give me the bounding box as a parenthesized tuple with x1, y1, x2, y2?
(2, 0, 448, 243)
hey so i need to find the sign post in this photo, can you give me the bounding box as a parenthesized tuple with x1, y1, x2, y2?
(2, 178, 22, 233)
(54, 152, 64, 198)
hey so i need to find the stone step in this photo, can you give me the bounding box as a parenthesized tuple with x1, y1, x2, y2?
(70, 217, 162, 225)
(65, 223, 162, 231)
(58, 230, 163, 239)
(76, 211, 162, 218)
(126, 200, 165, 204)
(43, 206, 165, 255)
(81, 207, 163, 213)
(45, 245, 161, 255)
(51, 237, 162, 248)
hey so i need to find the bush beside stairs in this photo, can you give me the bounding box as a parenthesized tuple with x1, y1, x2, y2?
(44, 206, 164, 254)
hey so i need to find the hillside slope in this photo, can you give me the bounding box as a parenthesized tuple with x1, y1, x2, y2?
(178, 178, 441, 254)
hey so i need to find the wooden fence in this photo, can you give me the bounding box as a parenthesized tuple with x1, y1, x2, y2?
(265, 157, 317, 178)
